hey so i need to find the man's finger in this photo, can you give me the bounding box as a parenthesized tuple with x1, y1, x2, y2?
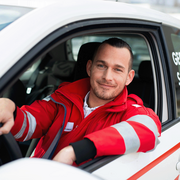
(0, 118, 14, 135)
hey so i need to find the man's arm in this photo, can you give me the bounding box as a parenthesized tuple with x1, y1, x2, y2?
(10, 98, 58, 141)
(53, 139, 96, 165)
(84, 107, 161, 158)
(0, 96, 58, 141)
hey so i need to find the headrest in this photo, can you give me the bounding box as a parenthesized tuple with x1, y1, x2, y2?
(138, 61, 153, 82)
(74, 42, 101, 81)
(52, 61, 76, 81)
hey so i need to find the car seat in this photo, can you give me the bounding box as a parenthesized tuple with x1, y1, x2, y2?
(73, 42, 101, 81)
(48, 60, 76, 88)
(127, 60, 154, 109)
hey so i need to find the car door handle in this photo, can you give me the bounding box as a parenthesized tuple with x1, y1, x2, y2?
(176, 154, 180, 177)
(177, 161, 180, 171)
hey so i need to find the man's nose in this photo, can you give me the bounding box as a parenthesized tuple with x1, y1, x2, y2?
(103, 68, 113, 81)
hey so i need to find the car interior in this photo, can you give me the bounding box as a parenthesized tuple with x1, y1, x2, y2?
(0, 33, 154, 164)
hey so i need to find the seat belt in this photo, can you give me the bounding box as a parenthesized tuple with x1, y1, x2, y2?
(26, 54, 52, 94)
(42, 96, 67, 159)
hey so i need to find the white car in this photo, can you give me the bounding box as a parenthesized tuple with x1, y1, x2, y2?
(0, 0, 180, 179)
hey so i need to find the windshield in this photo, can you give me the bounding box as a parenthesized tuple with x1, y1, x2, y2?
(0, 5, 33, 31)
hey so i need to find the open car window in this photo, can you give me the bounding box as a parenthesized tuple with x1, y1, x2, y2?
(70, 34, 151, 76)
(15, 33, 154, 111)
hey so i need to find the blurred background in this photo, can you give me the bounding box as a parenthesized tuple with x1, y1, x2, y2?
(0, 0, 180, 20)
(107, 0, 180, 19)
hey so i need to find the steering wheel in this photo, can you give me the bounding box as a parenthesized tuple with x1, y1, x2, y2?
(0, 123, 22, 164)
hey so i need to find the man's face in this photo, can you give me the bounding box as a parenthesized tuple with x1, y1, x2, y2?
(87, 43, 134, 105)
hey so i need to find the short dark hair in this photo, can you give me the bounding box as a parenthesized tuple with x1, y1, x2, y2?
(93, 38, 133, 71)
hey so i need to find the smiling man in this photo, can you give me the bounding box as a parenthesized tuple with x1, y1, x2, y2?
(0, 38, 161, 166)
(87, 41, 134, 106)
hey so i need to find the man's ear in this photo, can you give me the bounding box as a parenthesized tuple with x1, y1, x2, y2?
(86, 60, 92, 77)
(125, 69, 135, 86)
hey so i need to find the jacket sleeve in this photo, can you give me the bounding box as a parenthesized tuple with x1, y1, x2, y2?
(11, 96, 58, 142)
(84, 104, 161, 158)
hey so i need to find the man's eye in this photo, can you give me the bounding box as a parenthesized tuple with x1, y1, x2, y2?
(97, 64, 104, 68)
(115, 68, 121, 72)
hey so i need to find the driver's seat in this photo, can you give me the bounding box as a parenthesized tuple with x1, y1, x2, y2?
(74, 42, 100, 81)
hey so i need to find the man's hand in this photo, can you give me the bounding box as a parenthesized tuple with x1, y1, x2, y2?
(0, 98, 15, 135)
(53, 145, 76, 165)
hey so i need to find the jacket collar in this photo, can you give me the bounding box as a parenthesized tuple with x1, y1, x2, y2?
(55, 78, 128, 112)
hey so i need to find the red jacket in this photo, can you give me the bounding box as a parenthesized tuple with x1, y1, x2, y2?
(11, 78, 161, 159)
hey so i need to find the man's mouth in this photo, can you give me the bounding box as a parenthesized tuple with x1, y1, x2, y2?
(98, 82, 115, 89)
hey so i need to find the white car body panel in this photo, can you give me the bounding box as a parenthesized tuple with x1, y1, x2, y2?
(0, 0, 180, 78)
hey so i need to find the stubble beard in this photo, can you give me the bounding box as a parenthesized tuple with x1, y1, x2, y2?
(93, 84, 117, 101)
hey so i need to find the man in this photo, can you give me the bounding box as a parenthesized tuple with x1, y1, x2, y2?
(0, 38, 161, 166)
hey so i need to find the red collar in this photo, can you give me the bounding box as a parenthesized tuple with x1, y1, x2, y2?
(54, 78, 128, 112)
